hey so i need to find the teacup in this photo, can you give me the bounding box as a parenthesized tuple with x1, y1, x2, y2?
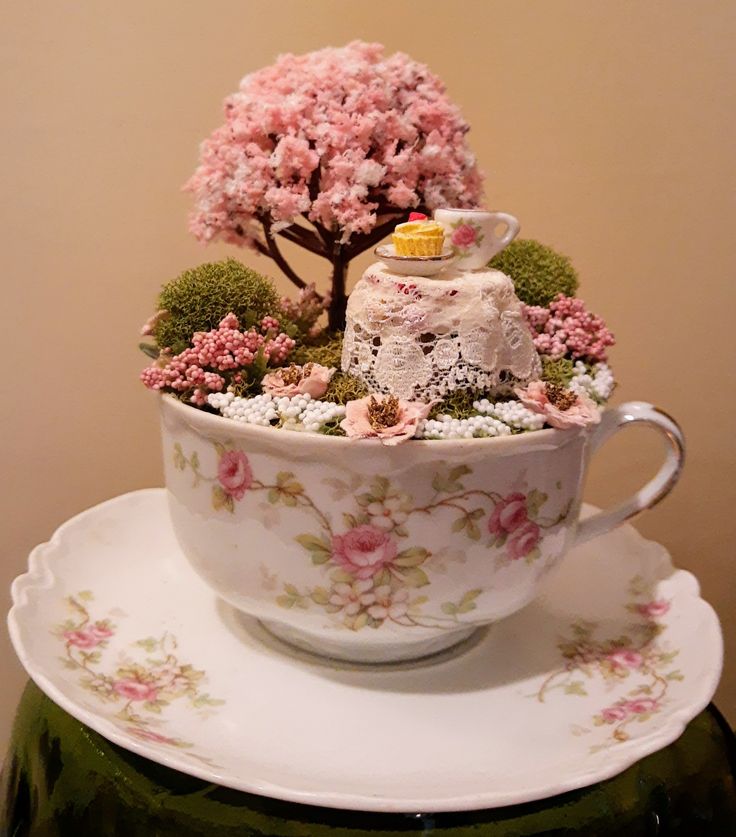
(434, 208, 520, 269)
(161, 396, 684, 664)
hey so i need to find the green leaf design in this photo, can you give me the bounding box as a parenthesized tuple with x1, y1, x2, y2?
(211, 485, 234, 513)
(526, 488, 548, 518)
(666, 670, 684, 681)
(466, 521, 481, 541)
(190, 451, 200, 470)
(135, 638, 159, 653)
(369, 476, 390, 499)
(78, 590, 94, 602)
(295, 534, 331, 560)
(397, 567, 430, 588)
(281, 493, 298, 507)
(564, 681, 588, 696)
(173, 443, 186, 470)
(373, 568, 392, 587)
(451, 517, 467, 533)
(311, 587, 330, 605)
(267, 489, 280, 504)
(394, 547, 429, 567)
(441, 602, 458, 615)
(330, 568, 354, 584)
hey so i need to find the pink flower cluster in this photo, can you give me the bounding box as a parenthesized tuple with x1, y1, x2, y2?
(64, 622, 113, 649)
(488, 493, 541, 560)
(185, 41, 483, 246)
(140, 313, 295, 405)
(523, 294, 615, 362)
(599, 697, 659, 724)
(279, 284, 330, 338)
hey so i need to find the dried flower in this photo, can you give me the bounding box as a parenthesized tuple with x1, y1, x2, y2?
(261, 363, 335, 398)
(340, 393, 431, 445)
(515, 380, 600, 430)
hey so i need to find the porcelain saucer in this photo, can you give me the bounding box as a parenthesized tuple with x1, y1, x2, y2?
(8, 489, 722, 813)
(374, 243, 457, 276)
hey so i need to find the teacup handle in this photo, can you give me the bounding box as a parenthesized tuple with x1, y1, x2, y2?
(487, 212, 520, 259)
(574, 401, 685, 547)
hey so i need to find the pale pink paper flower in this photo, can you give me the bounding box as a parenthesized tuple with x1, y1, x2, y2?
(261, 363, 334, 398)
(331, 525, 398, 580)
(113, 679, 159, 702)
(515, 381, 600, 430)
(636, 600, 670, 619)
(340, 394, 431, 445)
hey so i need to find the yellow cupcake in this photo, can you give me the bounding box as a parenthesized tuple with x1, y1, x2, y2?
(392, 220, 445, 256)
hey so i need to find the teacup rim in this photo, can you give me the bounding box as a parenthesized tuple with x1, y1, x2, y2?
(160, 394, 584, 452)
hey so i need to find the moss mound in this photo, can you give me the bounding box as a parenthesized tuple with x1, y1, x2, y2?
(290, 333, 344, 368)
(324, 372, 369, 405)
(428, 388, 488, 420)
(540, 356, 574, 387)
(489, 239, 579, 307)
(154, 259, 287, 354)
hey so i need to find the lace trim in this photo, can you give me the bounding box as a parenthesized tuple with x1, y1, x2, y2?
(342, 265, 541, 401)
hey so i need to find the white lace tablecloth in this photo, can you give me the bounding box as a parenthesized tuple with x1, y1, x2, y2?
(341, 264, 541, 401)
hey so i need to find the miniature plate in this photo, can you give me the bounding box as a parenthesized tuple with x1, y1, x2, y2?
(9, 490, 722, 813)
(374, 243, 457, 276)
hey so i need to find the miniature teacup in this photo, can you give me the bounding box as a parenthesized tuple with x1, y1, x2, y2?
(161, 396, 684, 665)
(434, 208, 520, 269)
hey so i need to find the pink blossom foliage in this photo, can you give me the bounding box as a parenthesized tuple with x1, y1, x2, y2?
(140, 313, 295, 405)
(523, 294, 615, 362)
(185, 41, 483, 247)
(279, 284, 331, 338)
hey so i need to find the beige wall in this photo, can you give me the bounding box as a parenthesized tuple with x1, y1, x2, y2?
(2, 0, 735, 752)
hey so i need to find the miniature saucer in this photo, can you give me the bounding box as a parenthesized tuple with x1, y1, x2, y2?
(9, 490, 722, 813)
(374, 243, 457, 277)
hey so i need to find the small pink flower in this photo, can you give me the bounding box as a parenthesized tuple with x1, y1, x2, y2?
(607, 649, 644, 670)
(506, 520, 541, 560)
(64, 628, 104, 649)
(600, 704, 629, 723)
(451, 223, 477, 248)
(113, 679, 159, 702)
(515, 381, 600, 430)
(331, 525, 398, 580)
(636, 600, 670, 619)
(340, 394, 432, 446)
(624, 697, 659, 715)
(488, 493, 528, 536)
(261, 363, 334, 398)
(217, 450, 253, 500)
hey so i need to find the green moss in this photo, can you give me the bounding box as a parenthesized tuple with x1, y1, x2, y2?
(154, 259, 288, 354)
(428, 388, 487, 420)
(540, 356, 575, 387)
(489, 239, 579, 307)
(323, 372, 369, 405)
(290, 333, 344, 368)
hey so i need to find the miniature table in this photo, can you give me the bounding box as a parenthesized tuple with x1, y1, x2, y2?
(2, 682, 735, 836)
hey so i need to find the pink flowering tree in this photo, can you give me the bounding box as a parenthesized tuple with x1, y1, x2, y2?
(185, 41, 483, 330)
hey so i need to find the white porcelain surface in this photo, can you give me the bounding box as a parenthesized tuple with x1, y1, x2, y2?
(434, 208, 520, 269)
(373, 243, 457, 276)
(8, 489, 722, 812)
(160, 396, 685, 663)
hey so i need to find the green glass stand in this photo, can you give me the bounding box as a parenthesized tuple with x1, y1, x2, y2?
(2, 681, 735, 836)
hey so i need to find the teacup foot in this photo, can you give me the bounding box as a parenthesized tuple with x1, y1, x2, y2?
(258, 619, 480, 665)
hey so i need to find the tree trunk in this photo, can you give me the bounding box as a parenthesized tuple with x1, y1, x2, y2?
(328, 250, 348, 332)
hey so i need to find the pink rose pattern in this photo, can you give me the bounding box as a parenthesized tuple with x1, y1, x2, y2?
(56, 592, 223, 752)
(331, 525, 398, 580)
(538, 575, 680, 749)
(175, 447, 572, 630)
(449, 219, 484, 257)
(217, 449, 253, 500)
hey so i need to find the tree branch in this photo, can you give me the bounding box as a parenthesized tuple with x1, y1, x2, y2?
(276, 224, 330, 258)
(260, 217, 309, 290)
(344, 214, 404, 258)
